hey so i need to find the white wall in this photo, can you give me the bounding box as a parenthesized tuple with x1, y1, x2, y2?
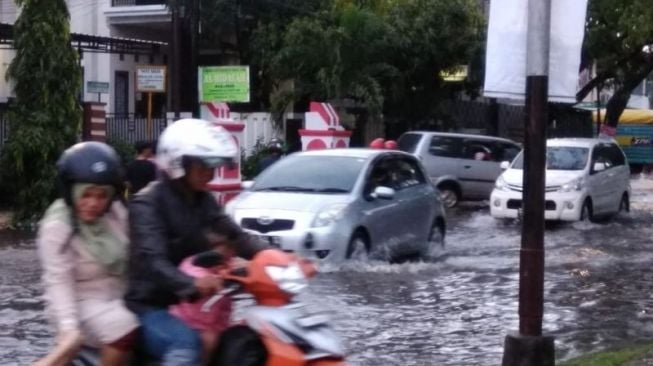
(232, 112, 284, 156)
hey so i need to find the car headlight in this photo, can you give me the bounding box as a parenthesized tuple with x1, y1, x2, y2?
(264, 263, 308, 295)
(495, 176, 509, 191)
(559, 177, 584, 192)
(312, 203, 347, 227)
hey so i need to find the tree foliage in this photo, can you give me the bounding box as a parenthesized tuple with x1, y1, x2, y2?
(1, 0, 81, 222)
(580, 0, 653, 127)
(194, 0, 482, 129)
(271, 5, 397, 121)
(268, 0, 483, 127)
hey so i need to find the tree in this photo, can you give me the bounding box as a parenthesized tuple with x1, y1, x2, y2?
(578, 0, 653, 128)
(271, 4, 397, 122)
(1, 0, 82, 221)
(193, 0, 483, 131)
(270, 0, 483, 129)
(197, 0, 326, 110)
(384, 0, 483, 127)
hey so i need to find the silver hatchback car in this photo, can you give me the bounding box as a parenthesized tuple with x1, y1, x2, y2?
(398, 131, 521, 207)
(225, 148, 446, 262)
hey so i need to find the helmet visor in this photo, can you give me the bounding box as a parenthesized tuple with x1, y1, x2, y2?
(196, 156, 233, 168)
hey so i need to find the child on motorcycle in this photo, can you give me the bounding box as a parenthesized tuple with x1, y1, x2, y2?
(169, 233, 236, 364)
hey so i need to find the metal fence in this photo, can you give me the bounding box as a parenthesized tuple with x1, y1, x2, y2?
(440, 99, 593, 143)
(106, 114, 167, 143)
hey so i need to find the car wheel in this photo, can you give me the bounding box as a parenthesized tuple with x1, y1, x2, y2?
(619, 193, 630, 213)
(423, 220, 445, 259)
(438, 185, 459, 208)
(211, 326, 267, 366)
(346, 231, 370, 260)
(428, 220, 445, 248)
(580, 199, 593, 222)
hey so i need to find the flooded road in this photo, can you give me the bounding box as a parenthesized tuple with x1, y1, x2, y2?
(2, 179, 653, 365)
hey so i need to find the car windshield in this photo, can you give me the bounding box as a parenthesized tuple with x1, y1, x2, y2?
(253, 155, 365, 193)
(512, 146, 589, 171)
(397, 134, 422, 153)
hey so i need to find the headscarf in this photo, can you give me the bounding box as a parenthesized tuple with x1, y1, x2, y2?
(41, 184, 128, 276)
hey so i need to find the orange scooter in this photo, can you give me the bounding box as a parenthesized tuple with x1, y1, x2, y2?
(206, 249, 346, 366)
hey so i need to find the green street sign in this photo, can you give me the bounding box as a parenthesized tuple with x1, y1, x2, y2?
(87, 81, 109, 94)
(199, 66, 250, 103)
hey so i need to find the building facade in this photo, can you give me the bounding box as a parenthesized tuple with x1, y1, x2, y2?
(0, 0, 171, 117)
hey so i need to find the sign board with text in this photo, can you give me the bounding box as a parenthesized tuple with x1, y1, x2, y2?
(199, 66, 250, 103)
(136, 65, 167, 93)
(86, 81, 109, 94)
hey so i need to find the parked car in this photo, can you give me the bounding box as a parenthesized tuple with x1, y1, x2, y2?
(397, 131, 521, 207)
(490, 138, 631, 221)
(225, 148, 446, 262)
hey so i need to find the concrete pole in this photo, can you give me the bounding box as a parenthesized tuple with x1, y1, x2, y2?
(502, 0, 555, 364)
(170, 0, 181, 118)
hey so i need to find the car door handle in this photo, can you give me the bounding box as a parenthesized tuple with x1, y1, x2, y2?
(463, 165, 472, 169)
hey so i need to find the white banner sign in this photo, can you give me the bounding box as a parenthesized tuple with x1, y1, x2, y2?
(483, 0, 588, 103)
(136, 65, 167, 93)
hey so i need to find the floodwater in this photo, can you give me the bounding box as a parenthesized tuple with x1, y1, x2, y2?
(2, 178, 653, 365)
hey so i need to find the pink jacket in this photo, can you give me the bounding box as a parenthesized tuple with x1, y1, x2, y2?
(37, 201, 131, 334)
(169, 256, 232, 334)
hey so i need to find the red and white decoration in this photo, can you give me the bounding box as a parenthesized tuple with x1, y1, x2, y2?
(299, 102, 352, 150)
(200, 102, 244, 205)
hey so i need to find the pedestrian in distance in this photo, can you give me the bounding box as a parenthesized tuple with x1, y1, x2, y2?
(125, 140, 157, 197)
(256, 138, 285, 175)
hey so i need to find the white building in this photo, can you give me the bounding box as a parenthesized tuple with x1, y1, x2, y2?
(0, 0, 171, 116)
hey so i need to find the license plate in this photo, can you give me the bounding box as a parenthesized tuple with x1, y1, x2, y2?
(256, 235, 281, 248)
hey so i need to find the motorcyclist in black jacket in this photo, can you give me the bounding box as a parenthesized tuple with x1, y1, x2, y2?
(124, 118, 265, 366)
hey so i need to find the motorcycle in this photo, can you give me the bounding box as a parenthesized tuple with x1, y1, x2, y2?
(207, 248, 346, 366)
(68, 249, 346, 366)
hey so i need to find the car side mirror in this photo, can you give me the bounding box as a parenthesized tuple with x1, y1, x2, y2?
(500, 161, 510, 170)
(241, 181, 254, 190)
(371, 186, 395, 200)
(593, 162, 607, 173)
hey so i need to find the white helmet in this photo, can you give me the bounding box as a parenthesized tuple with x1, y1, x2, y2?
(157, 118, 238, 179)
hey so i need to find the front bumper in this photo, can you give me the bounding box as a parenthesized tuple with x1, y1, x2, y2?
(234, 210, 350, 261)
(490, 189, 586, 221)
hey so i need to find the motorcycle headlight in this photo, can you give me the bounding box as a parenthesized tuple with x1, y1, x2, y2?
(264, 263, 308, 295)
(495, 176, 509, 191)
(559, 177, 584, 193)
(313, 203, 347, 227)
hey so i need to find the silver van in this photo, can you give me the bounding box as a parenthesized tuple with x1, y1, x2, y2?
(397, 131, 521, 207)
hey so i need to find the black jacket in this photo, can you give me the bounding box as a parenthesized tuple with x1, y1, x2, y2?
(124, 177, 263, 314)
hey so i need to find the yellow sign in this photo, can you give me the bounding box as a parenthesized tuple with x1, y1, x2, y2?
(441, 65, 468, 82)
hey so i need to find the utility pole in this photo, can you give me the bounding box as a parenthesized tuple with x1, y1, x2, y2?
(190, 0, 200, 117)
(502, 0, 555, 364)
(170, 0, 181, 118)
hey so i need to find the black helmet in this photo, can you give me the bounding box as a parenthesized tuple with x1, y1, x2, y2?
(56, 141, 124, 206)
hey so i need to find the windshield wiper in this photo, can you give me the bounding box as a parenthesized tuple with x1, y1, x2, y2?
(314, 188, 348, 193)
(258, 186, 317, 192)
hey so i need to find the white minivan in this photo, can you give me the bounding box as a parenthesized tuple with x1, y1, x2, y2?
(490, 138, 631, 221)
